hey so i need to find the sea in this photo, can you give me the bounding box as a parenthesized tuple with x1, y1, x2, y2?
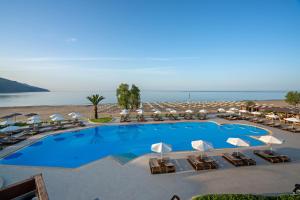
(0, 91, 287, 107)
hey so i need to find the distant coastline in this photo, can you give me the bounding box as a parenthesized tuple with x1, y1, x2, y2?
(0, 77, 49, 93)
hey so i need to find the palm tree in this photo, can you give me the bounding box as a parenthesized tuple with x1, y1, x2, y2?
(87, 94, 105, 119)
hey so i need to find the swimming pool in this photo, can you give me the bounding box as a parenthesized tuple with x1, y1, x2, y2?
(0, 122, 269, 168)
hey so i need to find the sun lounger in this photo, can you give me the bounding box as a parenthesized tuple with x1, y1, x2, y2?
(281, 125, 294, 131)
(222, 153, 246, 167)
(232, 152, 256, 166)
(149, 158, 162, 174)
(253, 150, 290, 163)
(198, 155, 219, 169)
(0, 174, 49, 200)
(187, 155, 210, 170)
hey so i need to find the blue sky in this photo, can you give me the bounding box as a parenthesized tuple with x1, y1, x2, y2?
(0, 0, 300, 91)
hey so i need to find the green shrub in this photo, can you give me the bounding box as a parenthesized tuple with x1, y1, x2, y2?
(89, 117, 112, 123)
(192, 194, 300, 200)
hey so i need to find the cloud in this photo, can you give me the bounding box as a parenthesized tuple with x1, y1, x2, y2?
(65, 37, 78, 43)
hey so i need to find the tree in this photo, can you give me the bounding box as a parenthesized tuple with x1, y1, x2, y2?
(130, 84, 141, 109)
(87, 94, 105, 119)
(285, 91, 300, 108)
(116, 83, 131, 109)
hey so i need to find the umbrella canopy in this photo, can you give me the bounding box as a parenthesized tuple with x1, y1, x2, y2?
(265, 114, 279, 120)
(50, 114, 64, 119)
(218, 108, 225, 113)
(51, 116, 65, 122)
(120, 109, 129, 115)
(251, 111, 261, 115)
(170, 110, 177, 114)
(151, 142, 172, 158)
(258, 135, 283, 145)
(229, 107, 238, 112)
(27, 118, 42, 124)
(226, 110, 235, 114)
(68, 112, 77, 116)
(0, 125, 20, 133)
(227, 138, 250, 147)
(71, 113, 82, 119)
(0, 119, 14, 126)
(191, 140, 214, 152)
(284, 118, 300, 123)
(239, 110, 249, 114)
(137, 110, 144, 115)
(199, 109, 207, 114)
(154, 110, 161, 114)
(185, 109, 193, 113)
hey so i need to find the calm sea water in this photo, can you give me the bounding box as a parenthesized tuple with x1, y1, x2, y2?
(0, 91, 286, 107)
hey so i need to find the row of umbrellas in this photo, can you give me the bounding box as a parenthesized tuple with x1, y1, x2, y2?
(151, 135, 283, 158)
(119, 109, 208, 115)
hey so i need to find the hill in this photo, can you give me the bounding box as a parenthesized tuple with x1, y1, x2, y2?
(0, 77, 49, 93)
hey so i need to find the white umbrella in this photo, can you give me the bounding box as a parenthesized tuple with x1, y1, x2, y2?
(28, 115, 41, 120)
(0, 119, 14, 126)
(226, 110, 235, 115)
(120, 109, 129, 115)
(251, 111, 261, 116)
(284, 118, 300, 123)
(154, 110, 161, 114)
(229, 107, 238, 112)
(191, 140, 214, 158)
(0, 125, 20, 137)
(50, 114, 64, 119)
(185, 109, 193, 113)
(227, 137, 250, 152)
(137, 110, 144, 115)
(199, 109, 207, 114)
(239, 110, 249, 114)
(170, 110, 177, 114)
(27, 118, 42, 124)
(68, 112, 76, 116)
(266, 114, 279, 119)
(151, 142, 172, 159)
(218, 108, 225, 113)
(258, 135, 283, 150)
(71, 113, 82, 120)
(51, 116, 65, 122)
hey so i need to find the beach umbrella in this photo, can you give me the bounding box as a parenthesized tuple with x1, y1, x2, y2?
(191, 140, 214, 158)
(50, 114, 64, 119)
(151, 142, 172, 159)
(199, 109, 207, 114)
(170, 110, 177, 114)
(137, 109, 144, 115)
(251, 111, 261, 116)
(71, 113, 82, 120)
(284, 118, 300, 128)
(0, 118, 14, 126)
(218, 108, 225, 113)
(0, 125, 20, 137)
(68, 112, 77, 116)
(229, 107, 238, 112)
(27, 117, 42, 124)
(154, 110, 161, 114)
(258, 135, 283, 150)
(226, 110, 235, 115)
(120, 109, 129, 115)
(226, 137, 250, 153)
(185, 109, 193, 113)
(266, 114, 279, 122)
(51, 116, 65, 122)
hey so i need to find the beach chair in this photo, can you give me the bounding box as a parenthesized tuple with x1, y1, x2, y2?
(222, 153, 246, 167)
(159, 158, 176, 173)
(253, 150, 289, 163)
(0, 174, 49, 200)
(198, 155, 219, 169)
(232, 152, 256, 166)
(187, 155, 210, 170)
(149, 158, 162, 174)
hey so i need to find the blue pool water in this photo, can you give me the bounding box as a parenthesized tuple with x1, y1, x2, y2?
(0, 122, 269, 168)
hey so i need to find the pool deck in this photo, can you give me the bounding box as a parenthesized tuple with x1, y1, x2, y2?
(1, 118, 300, 200)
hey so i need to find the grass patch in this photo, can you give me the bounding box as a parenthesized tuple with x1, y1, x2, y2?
(90, 117, 112, 123)
(192, 194, 300, 200)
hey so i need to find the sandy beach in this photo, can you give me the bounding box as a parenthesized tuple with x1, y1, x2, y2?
(0, 100, 289, 121)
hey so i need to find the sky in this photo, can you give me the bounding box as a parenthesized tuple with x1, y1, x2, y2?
(0, 0, 300, 91)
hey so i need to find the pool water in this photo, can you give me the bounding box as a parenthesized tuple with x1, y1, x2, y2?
(0, 122, 269, 168)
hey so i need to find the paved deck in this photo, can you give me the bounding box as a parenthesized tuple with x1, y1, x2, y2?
(1, 119, 300, 200)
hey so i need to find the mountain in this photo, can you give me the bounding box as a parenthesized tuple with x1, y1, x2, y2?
(0, 77, 49, 93)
